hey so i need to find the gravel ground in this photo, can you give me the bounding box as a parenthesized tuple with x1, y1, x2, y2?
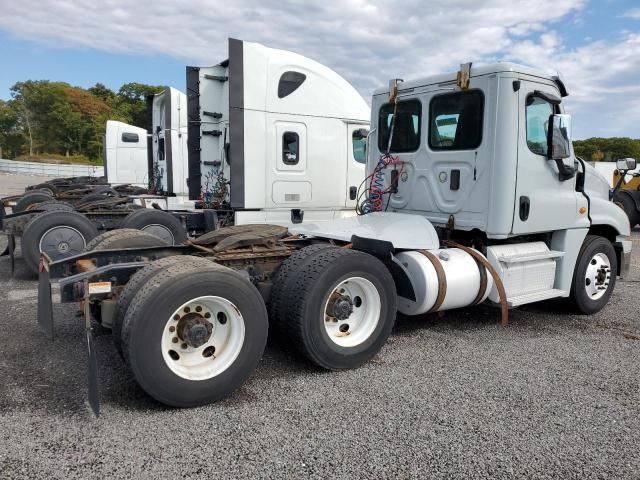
(0, 174, 638, 479)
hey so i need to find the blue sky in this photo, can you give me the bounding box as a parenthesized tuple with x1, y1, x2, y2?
(0, 0, 639, 139)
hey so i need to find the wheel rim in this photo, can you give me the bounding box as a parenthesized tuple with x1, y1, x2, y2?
(584, 252, 612, 300)
(323, 276, 381, 348)
(39, 226, 87, 260)
(161, 296, 245, 381)
(141, 224, 174, 245)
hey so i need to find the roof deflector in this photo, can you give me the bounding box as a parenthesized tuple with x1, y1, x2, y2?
(551, 75, 568, 97)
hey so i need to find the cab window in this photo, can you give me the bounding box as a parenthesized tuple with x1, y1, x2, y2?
(429, 90, 483, 150)
(526, 96, 553, 155)
(378, 100, 421, 153)
(282, 132, 299, 165)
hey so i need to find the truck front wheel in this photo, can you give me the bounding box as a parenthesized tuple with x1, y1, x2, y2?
(283, 248, 397, 370)
(569, 235, 617, 314)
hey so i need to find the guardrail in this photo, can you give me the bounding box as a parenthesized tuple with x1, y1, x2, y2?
(0, 159, 104, 177)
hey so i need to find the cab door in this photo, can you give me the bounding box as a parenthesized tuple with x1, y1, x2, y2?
(271, 121, 312, 205)
(512, 81, 582, 234)
(346, 124, 368, 207)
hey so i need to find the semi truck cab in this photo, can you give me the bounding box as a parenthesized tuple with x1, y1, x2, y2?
(293, 62, 631, 311)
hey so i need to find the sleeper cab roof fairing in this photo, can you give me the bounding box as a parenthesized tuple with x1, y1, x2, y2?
(152, 87, 188, 132)
(372, 62, 570, 99)
(239, 39, 370, 122)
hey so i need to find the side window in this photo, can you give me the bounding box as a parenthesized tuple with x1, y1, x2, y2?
(526, 96, 553, 156)
(278, 71, 307, 98)
(282, 132, 299, 165)
(122, 132, 139, 143)
(429, 90, 483, 150)
(378, 100, 421, 153)
(352, 130, 368, 164)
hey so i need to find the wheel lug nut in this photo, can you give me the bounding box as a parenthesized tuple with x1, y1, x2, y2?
(195, 306, 202, 313)
(172, 337, 179, 344)
(181, 343, 188, 349)
(204, 312, 211, 319)
(173, 314, 180, 321)
(184, 307, 191, 313)
(169, 326, 175, 333)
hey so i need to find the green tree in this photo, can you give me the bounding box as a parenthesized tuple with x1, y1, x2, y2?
(117, 82, 164, 131)
(0, 99, 25, 158)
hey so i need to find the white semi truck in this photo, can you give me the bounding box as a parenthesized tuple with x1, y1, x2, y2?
(38, 55, 632, 415)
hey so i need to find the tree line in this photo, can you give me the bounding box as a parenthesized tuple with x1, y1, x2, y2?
(572, 137, 640, 162)
(0, 81, 163, 163)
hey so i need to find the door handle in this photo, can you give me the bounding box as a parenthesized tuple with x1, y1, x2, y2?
(519, 196, 530, 221)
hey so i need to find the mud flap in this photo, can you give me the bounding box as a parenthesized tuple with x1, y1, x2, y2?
(37, 261, 54, 340)
(8, 234, 15, 273)
(83, 279, 100, 417)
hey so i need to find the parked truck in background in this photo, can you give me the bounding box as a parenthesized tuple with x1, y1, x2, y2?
(3, 39, 370, 273)
(38, 55, 632, 415)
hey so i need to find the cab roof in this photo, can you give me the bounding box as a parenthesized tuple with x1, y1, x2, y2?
(373, 62, 567, 97)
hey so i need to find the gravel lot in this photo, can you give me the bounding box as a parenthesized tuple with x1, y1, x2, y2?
(1, 173, 639, 479)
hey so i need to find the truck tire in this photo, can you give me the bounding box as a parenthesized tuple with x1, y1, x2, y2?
(121, 263, 268, 407)
(76, 192, 113, 206)
(112, 255, 213, 357)
(613, 192, 640, 228)
(14, 191, 54, 213)
(569, 235, 617, 314)
(21, 210, 99, 274)
(29, 183, 57, 195)
(268, 243, 334, 331)
(33, 200, 75, 212)
(85, 228, 169, 252)
(121, 209, 187, 245)
(280, 247, 397, 370)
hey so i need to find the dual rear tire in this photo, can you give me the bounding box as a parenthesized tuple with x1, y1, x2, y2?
(119, 259, 268, 407)
(269, 245, 397, 370)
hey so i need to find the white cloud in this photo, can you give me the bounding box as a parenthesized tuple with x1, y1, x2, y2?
(0, 0, 638, 137)
(623, 8, 640, 19)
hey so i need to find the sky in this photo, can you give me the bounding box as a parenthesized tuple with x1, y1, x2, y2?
(0, 0, 639, 139)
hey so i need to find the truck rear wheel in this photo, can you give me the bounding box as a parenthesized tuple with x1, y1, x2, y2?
(569, 235, 617, 314)
(281, 247, 397, 370)
(112, 255, 214, 358)
(268, 243, 333, 332)
(121, 263, 268, 407)
(14, 191, 54, 213)
(121, 209, 187, 245)
(21, 210, 98, 274)
(85, 228, 169, 252)
(32, 200, 75, 212)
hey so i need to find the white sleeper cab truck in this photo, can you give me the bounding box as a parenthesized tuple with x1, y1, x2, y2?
(38, 60, 631, 415)
(106, 39, 370, 225)
(186, 38, 369, 225)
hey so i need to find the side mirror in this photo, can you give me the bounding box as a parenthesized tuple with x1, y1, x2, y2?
(547, 114, 572, 160)
(616, 158, 637, 171)
(353, 128, 370, 140)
